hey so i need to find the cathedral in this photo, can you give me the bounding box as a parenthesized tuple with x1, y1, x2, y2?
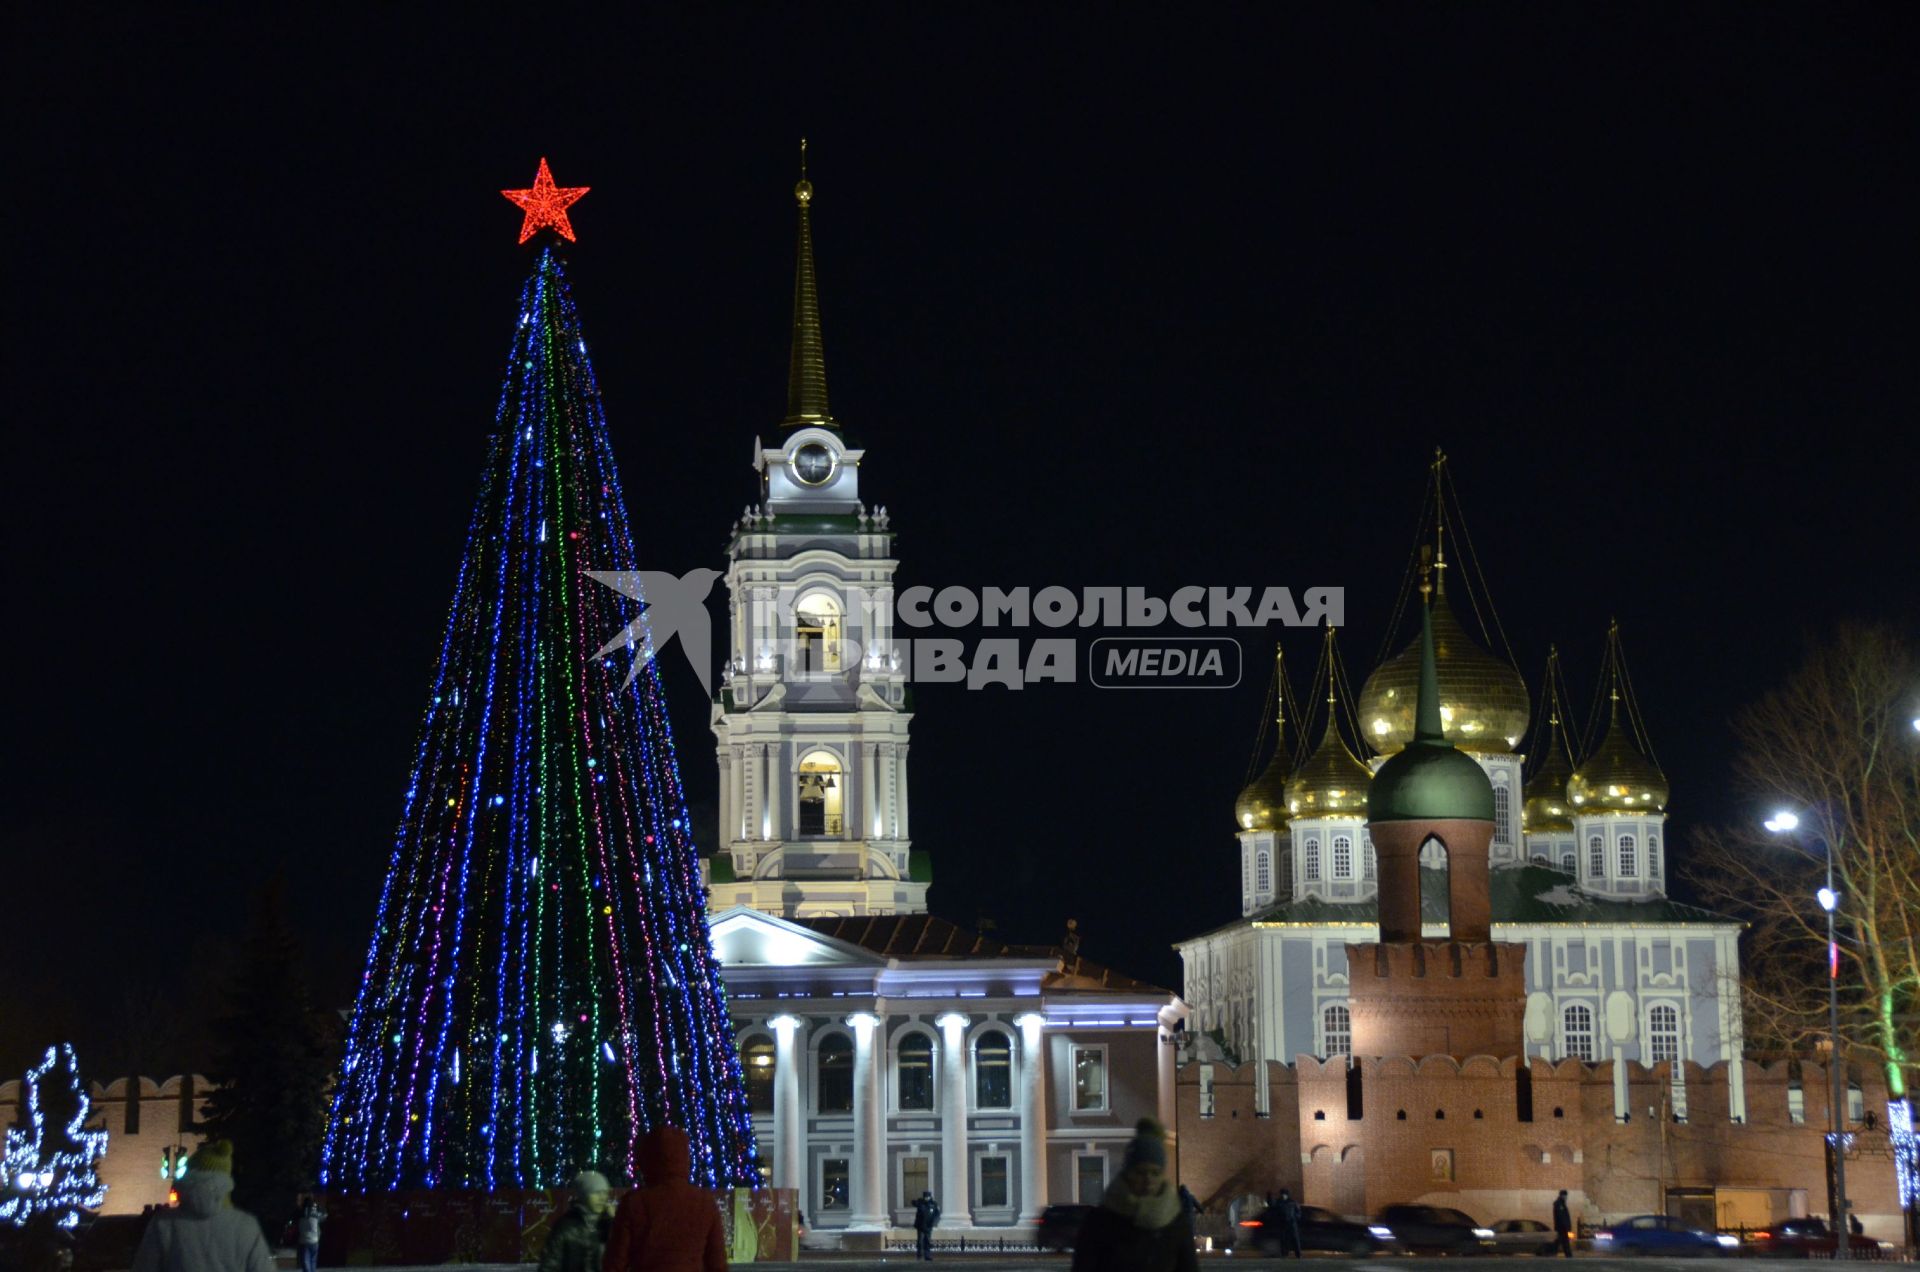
(1177, 486, 1750, 1125)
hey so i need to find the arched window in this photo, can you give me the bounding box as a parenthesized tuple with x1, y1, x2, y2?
(1648, 1004, 1680, 1064)
(797, 749, 844, 837)
(1649, 835, 1662, 879)
(1618, 834, 1638, 878)
(1532, 851, 1549, 864)
(1563, 1004, 1595, 1062)
(1323, 1004, 1351, 1057)
(974, 1030, 1013, 1109)
(1304, 838, 1321, 882)
(1363, 843, 1376, 881)
(1241, 850, 1251, 894)
(1332, 835, 1353, 879)
(1255, 850, 1272, 894)
(741, 1034, 776, 1114)
(897, 1033, 935, 1111)
(1787, 1075, 1806, 1124)
(817, 1033, 854, 1113)
(1561, 851, 1575, 874)
(795, 592, 844, 672)
(1588, 835, 1604, 879)
(1493, 785, 1512, 847)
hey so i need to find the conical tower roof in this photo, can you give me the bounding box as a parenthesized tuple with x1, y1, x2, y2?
(1368, 583, 1496, 824)
(1235, 646, 1292, 831)
(784, 139, 833, 429)
(1568, 623, 1669, 814)
(1286, 629, 1373, 818)
(1522, 647, 1577, 833)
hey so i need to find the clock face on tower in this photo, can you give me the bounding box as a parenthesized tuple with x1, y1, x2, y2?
(791, 442, 836, 486)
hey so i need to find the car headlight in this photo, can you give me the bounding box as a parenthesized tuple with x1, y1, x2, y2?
(1369, 1226, 1394, 1238)
(1473, 1228, 1496, 1239)
(1717, 1235, 1740, 1247)
(1594, 1231, 1614, 1242)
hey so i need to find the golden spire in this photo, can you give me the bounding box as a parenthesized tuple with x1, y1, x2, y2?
(1431, 447, 1449, 596)
(785, 138, 833, 429)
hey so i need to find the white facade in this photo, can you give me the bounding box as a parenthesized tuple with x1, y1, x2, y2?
(713, 908, 1182, 1234)
(706, 426, 924, 917)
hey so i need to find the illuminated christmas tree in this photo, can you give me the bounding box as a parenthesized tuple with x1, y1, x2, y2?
(321, 161, 757, 1192)
(0, 1045, 108, 1230)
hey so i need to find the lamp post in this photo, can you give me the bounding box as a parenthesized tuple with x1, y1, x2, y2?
(1767, 809, 1850, 1257)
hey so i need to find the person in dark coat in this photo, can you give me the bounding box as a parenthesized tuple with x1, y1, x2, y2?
(1070, 1119, 1198, 1272)
(605, 1127, 728, 1272)
(912, 1189, 941, 1260)
(1551, 1190, 1574, 1258)
(1272, 1189, 1303, 1258)
(537, 1170, 611, 1272)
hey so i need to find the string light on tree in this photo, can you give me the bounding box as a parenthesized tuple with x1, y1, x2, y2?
(0, 1045, 108, 1230)
(320, 161, 757, 1192)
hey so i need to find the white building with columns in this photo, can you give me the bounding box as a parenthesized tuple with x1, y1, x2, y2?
(713, 908, 1181, 1240)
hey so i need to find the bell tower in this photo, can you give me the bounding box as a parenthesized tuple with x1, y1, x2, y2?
(706, 144, 924, 918)
(1346, 559, 1526, 1058)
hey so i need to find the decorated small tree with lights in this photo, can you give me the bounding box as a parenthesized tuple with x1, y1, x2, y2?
(0, 1045, 108, 1231)
(320, 161, 758, 1194)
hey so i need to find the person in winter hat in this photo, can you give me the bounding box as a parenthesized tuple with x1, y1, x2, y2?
(1070, 1119, 1198, 1272)
(912, 1189, 941, 1260)
(130, 1140, 276, 1272)
(537, 1170, 612, 1272)
(605, 1126, 728, 1272)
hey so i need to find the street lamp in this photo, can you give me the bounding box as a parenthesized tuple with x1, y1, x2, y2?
(1768, 809, 1850, 1257)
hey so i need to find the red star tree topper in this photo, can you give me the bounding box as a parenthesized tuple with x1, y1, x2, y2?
(501, 158, 589, 243)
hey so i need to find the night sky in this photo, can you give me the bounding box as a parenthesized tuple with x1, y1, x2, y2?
(6, 8, 1917, 1076)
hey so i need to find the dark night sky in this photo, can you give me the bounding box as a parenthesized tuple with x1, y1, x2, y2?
(5, 8, 1917, 1075)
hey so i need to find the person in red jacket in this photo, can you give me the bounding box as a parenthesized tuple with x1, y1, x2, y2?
(605, 1126, 729, 1272)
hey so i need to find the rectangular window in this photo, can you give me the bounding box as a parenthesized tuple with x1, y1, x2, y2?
(901, 1154, 931, 1209)
(1076, 1153, 1106, 1204)
(1787, 1082, 1805, 1124)
(821, 1157, 850, 1211)
(1332, 836, 1353, 879)
(1649, 835, 1662, 879)
(1073, 1046, 1108, 1112)
(1305, 839, 1321, 882)
(978, 1155, 1010, 1209)
(1199, 1064, 1216, 1118)
(1493, 786, 1512, 846)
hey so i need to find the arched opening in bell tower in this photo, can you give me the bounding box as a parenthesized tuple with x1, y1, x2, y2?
(1418, 834, 1451, 935)
(795, 592, 844, 673)
(797, 749, 845, 836)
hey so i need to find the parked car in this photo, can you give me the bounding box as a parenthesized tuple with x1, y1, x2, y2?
(1239, 1202, 1394, 1256)
(1740, 1217, 1890, 1259)
(1036, 1203, 1095, 1253)
(1371, 1204, 1498, 1254)
(1488, 1217, 1558, 1255)
(1593, 1214, 1739, 1256)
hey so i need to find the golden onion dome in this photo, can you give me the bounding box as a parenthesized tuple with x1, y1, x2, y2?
(1234, 748, 1290, 832)
(1568, 705, 1669, 813)
(1357, 589, 1530, 755)
(1522, 723, 1577, 834)
(1286, 724, 1373, 818)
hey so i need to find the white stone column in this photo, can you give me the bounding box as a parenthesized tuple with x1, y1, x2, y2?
(770, 1014, 805, 1191)
(863, 741, 880, 839)
(936, 1013, 972, 1225)
(881, 744, 898, 839)
(897, 746, 911, 841)
(766, 742, 784, 844)
(848, 1013, 887, 1229)
(1015, 1012, 1048, 1220)
(718, 748, 735, 848)
(753, 742, 767, 841)
(730, 744, 746, 842)
(1156, 1002, 1186, 1141)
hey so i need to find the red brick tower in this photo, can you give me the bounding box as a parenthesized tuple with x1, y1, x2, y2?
(1347, 571, 1527, 1058)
